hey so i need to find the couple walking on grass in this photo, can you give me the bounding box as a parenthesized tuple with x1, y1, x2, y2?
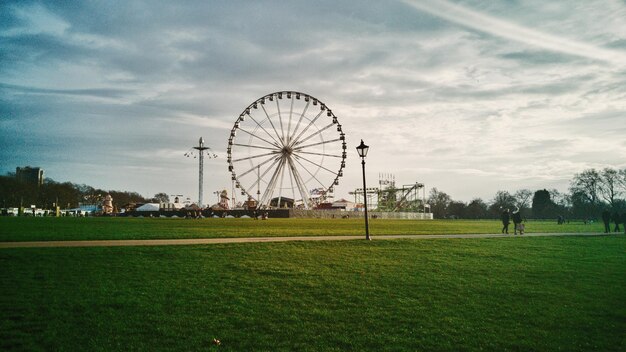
(501, 208, 524, 235)
(601, 210, 626, 234)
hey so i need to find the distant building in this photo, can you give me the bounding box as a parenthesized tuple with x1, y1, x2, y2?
(16, 166, 44, 186)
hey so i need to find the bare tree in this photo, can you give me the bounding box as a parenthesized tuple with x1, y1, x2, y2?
(598, 168, 621, 208)
(466, 198, 488, 219)
(428, 188, 452, 219)
(152, 192, 170, 203)
(513, 189, 533, 211)
(447, 201, 467, 219)
(619, 168, 626, 192)
(490, 190, 516, 209)
(570, 169, 601, 205)
(488, 190, 516, 217)
(548, 189, 570, 208)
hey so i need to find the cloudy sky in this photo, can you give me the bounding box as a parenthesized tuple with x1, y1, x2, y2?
(1, 0, 625, 205)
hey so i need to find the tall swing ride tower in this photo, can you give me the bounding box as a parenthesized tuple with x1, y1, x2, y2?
(185, 137, 217, 207)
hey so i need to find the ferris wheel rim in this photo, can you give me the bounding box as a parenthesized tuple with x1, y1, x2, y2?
(227, 91, 346, 209)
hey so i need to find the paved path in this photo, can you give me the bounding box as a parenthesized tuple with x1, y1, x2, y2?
(0, 232, 612, 249)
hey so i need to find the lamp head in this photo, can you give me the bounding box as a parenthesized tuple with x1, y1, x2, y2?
(356, 139, 369, 158)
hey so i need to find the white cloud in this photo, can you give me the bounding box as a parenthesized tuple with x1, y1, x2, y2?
(159, 114, 234, 131)
(402, 0, 626, 66)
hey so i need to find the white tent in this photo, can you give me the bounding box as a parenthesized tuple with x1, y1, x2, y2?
(135, 203, 160, 211)
(332, 198, 355, 210)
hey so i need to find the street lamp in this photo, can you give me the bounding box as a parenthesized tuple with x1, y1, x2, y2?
(356, 139, 370, 240)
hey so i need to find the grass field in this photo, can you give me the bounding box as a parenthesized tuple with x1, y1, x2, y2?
(1, 235, 624, 351)
(0, 217, 608, 242)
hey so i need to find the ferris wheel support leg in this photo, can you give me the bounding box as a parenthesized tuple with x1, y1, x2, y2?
(260, 157, 285, 208)
(276, 159, 288, 209)
(287, 157, 311, 209)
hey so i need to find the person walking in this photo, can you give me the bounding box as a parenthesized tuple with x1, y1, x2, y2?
(501, 209, 510, 234)
(612, 211, 621, 233)
(512, 209, 523, 235)
(601, 210, 611, 233)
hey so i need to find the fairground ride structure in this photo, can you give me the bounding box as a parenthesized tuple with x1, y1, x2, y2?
(349, 173, 428, 212)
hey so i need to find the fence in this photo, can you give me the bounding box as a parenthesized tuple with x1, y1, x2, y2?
(290, 209, 433, 219)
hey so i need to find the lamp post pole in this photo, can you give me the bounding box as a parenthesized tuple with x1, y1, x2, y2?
(356, 140, 370, 240)
(361, 158, 370, 240)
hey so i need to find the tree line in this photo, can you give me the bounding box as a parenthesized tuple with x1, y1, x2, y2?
(2, 167, 624, 218)
(0, 172, 170, 211)
(427, 168, 626, 219)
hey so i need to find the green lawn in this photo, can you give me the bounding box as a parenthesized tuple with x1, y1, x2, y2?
(1, 236, 624, 351)
(0, 217, 607, 242)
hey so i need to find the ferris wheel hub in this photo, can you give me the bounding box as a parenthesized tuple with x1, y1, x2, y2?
(281, 146, 293, 156)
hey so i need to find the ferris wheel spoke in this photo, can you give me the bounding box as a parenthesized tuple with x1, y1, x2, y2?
(260, 157, 286, 206)
(293, 123, 335, 147)
(287, 156, 311, 208)
(270, 158, 288, 205)
(293, 138, 341, 151)
(237, 127, 281, 148)
(276, 156, 289, 209)
(232, 150, 279, 163)
(238, 154, 280, 178)
(294, 153, 339, 175)
(276, 99, 285, 141)
(296, 150, 342, 158)
(290, 110, 324, 148)
(251, 157, 282, 201)
(286, 96, 295, 144)
(287, 162, 297, 205)
(260, 103, 283, 145)
(263, 160, 281, 204)
(288, 101, 311, 145)
(232, 143, 277, 151)
(246, 113, 282, 147)
(292, 156, 327, 190)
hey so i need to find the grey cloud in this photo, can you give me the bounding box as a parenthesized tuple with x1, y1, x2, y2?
(513, 139, 575, 155)
(420, 72, 598, 101)
(0, 2, 31, 31)
(499, 50, 582, 65)
(566, 110, 626, 133)
(582, 76, 626, 101)
(0, 33, 92, 71)
(0, 83, 133, 99)
(22, 1, 444, 83)
(44, 0, 448, 38)
(607, 39, 626, 49)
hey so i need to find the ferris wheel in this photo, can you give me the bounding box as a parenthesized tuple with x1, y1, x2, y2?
(227, 91, 346, 209)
